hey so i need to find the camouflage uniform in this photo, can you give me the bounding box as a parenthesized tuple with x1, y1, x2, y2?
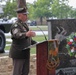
(9, 19, 36, 75)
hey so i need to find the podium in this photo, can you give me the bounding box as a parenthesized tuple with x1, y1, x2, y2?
(36, 39, 59, 75)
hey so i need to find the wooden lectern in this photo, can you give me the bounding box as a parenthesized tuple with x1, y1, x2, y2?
(36, 40, 59, 75)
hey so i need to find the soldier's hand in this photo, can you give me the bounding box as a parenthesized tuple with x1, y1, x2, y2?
(26, 30, 36, 37)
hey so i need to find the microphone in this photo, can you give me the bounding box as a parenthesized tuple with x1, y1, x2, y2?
(36, 25, 47, 41)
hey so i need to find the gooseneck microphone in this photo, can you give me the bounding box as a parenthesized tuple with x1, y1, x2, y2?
(36, 25, 47, 41)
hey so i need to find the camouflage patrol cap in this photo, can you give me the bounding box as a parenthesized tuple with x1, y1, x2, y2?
(16, 0, 28, 14)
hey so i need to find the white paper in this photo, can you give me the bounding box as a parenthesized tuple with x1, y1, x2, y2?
(23, 43, 38, 50)
(23, 41, 47, 50)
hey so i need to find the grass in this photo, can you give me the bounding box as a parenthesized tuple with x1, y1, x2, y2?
(30, 35, 48, 54)
(29, 26, 48, 31)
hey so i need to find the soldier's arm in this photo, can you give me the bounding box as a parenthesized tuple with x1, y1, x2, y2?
(11, 26, 27, 39)
(11, 27, 36, 39)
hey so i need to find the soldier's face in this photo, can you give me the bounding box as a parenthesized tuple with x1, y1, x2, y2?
(18, 13, 28, 22)
(22, 13, 27, 22)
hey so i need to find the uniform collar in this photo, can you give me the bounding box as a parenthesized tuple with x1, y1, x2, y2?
(17, 19, 23, 23)
(17, 19, 27, 24)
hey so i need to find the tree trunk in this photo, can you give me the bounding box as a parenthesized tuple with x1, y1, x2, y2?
(40, 16, 43, 25)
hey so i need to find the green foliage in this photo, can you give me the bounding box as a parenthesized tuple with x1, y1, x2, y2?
(51, 0, 71, 18)
(3, 0, 76, 19)
(32, 0, 51, 18)
(3, 1, 17, 18)
(27, 3, 35, 20)
(69, 9, 76, 18)
(27, 0, 76, 21)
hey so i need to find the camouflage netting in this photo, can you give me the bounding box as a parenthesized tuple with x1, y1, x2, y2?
(49, 19, 76, 38)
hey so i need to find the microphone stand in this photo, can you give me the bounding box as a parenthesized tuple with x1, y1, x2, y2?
(36, 25, 47, 41)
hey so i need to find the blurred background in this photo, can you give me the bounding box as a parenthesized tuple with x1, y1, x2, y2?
(0, 0, 76, 25)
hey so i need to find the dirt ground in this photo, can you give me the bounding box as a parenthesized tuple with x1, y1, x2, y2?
(0, 54, 36, 75)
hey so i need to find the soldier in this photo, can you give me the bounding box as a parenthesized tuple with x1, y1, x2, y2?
(9, 0, 36, 75)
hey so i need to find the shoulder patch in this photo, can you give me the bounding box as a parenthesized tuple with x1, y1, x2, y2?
(14, 24, 18, 27)
(13, 28, 18, 34)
